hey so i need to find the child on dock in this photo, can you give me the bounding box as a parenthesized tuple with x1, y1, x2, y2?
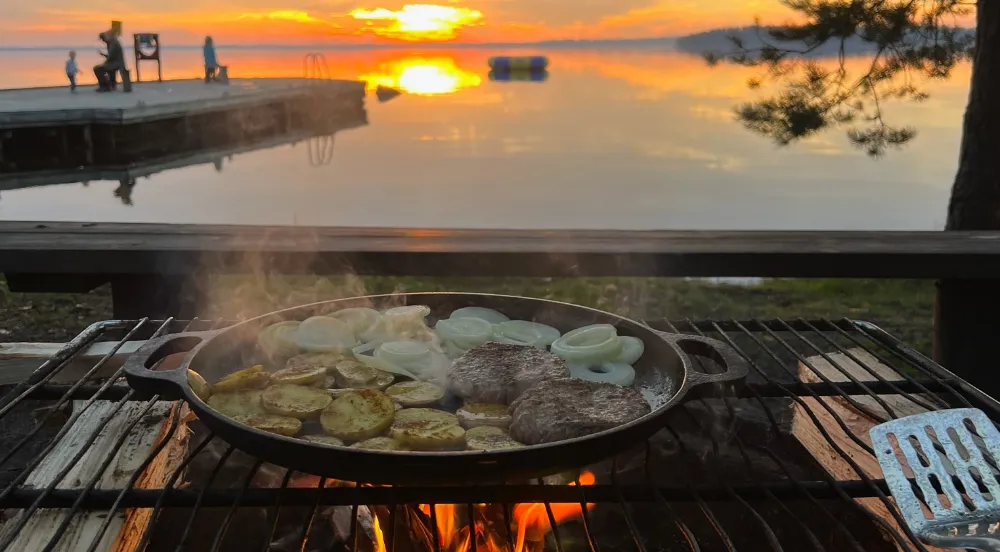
(203, 36, 219, 82)
(65, 51, 80, 92)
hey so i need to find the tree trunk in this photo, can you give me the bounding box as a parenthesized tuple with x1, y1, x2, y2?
(937, 4, 1000, 396)
(946, 3, 1000, 230)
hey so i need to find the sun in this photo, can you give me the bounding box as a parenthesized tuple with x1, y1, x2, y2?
(349, 4, 484, 41)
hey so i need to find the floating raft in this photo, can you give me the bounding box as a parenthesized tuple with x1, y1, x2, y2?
(488, 56, 549, 72)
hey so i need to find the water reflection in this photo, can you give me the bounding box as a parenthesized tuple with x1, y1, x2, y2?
(359, 57, 481, 95)
(0, 48, 971, 229)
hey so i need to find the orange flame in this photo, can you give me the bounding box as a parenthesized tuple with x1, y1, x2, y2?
(512, 472, 597, 552)
(373, 472, 596, 552)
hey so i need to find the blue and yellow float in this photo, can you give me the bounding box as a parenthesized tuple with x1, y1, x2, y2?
(488, 56, 549, 72)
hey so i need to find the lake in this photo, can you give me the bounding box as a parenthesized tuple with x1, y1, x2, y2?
(0, 46, 970, 230)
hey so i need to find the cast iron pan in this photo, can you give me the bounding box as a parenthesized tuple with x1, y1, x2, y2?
(123, 293, 747, 484)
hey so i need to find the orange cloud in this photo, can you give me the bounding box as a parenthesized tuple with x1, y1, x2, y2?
(237, 10, 336, 26)
(349, 4, 483, 41)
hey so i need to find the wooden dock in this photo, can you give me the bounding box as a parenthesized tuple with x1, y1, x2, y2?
(0, 78, 367, 175)
(0, 78, 365, 128)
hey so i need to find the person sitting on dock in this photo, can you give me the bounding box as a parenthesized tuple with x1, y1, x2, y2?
(203, 36, 219, 83)
(94, 31, 125, 92)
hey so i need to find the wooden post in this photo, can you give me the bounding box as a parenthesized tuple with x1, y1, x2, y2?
(934, 279, 1000, 398)
(109, 275, 203, 319)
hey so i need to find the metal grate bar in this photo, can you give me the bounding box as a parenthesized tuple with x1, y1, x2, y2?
(210, 459, 263, 552)
(705, 319, 930, 552)
(2, 317, 998, 552)
(670, 320, 861, 552)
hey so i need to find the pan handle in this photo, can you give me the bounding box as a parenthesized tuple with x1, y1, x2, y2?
(655, 332, 749, 388)
(123, 331, 221, 400)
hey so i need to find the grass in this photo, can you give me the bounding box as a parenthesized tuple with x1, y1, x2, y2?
(0, 275, 936, 356)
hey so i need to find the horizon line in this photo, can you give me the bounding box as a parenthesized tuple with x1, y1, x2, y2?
(0, 35, 681, 51)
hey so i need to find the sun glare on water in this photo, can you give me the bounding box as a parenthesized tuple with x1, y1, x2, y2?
(360, 57, 482, 95)
(350, 4, 484, 41)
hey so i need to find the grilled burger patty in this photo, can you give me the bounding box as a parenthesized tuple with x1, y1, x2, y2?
(508, 378, 651, 445)
(447, 342, 569, 404)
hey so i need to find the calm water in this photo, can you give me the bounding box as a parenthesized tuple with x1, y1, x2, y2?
(0, 47, 970, 229)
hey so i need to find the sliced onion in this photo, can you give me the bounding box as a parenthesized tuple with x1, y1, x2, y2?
(377, 340, 431, 367)
(450, 307, 510, 325)
(295, 316, 357, 353)
(568, 362, 636, 386)
(436, 317, 493, 350)
(258, 321, 300, 356)
(493, 320, 561, 348)
(614, 336, 645, 365)
(375, 340, 451, 383)
(367, 305, 433, 342)
(550, 324, 623, 363)
(329, 307, 381, 340)
(353, 342, 421, 380)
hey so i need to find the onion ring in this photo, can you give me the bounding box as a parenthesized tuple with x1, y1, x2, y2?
(449, 307, 510, 325)
(259, 321, 300, 357)
(295, 316, 357, 353)
(367, 305, 433, 342)
(568, 362, 636, 386)
(375, 340, 451, 383)
(435, 317, 494, 351)
(329, 307, 381, 340)
(493, 320, 561, 348)
(614, 336, 645, 365)
(550, 324, 623, 363)
(353, 342, 421, 380)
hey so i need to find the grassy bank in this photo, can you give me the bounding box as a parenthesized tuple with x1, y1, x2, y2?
(0, 276, 935, 354)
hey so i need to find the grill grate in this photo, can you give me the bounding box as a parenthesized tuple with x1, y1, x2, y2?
(0, 317, 997, 552)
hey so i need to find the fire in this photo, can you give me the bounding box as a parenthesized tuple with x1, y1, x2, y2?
(372, 472, 596, 552)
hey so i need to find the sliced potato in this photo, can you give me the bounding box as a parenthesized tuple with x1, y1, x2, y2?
(188, 370, 212, 402)
(350, 437, 408, 451)
(302, 434, 345, 447)
(333, 360, 396, 389)
(286, 352, 346, 374)
(464, 426, 523, 451)
(455, 403, 512, 429)
(261, 384, 333, 419)
(385, 381, 445, 407)
(207, 390, 265, 417)
(212, 365, 270, 393)
(233, 413, 302, 436)
(389, 408, 465, 450)
(271, 365, 327, 386)
(320, 389, 395, 441)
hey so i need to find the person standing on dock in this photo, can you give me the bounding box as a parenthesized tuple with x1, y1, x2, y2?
(65, 51, 80, 92)
(203, 36, 219, 83)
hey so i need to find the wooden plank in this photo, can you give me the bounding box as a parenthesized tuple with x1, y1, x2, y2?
(0, 341, 146, 385)
(790, 348, 945, 552)
(3, 225, 1000, 278)
(0, 399, 181, 552)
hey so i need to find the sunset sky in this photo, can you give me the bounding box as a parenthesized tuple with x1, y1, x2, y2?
(2, 0, 798, 47)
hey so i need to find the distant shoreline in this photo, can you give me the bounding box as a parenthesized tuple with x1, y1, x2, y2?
(0, 37, 680, 52)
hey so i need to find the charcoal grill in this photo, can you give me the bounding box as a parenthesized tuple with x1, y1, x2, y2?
(0, 316, 997, 552)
